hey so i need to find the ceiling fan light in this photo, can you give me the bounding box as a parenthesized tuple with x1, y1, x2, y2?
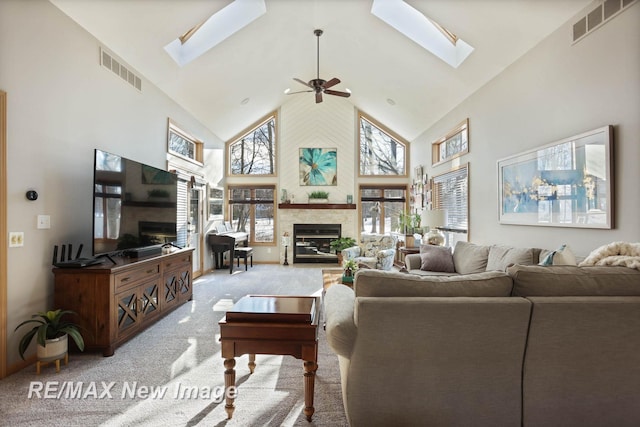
(284, 88, 291, 94)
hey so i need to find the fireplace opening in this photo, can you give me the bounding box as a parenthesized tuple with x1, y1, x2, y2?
(293, 224, 340, 264)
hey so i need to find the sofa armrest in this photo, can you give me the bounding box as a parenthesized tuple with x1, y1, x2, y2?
(405, 253, 422, 271)
(376, 248, 396, 270)
(324, 285, 357, 358)
(342, 246, 361, 261)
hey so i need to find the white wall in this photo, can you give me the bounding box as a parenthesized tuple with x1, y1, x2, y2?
(0, 0, 223, 369)
(411, 3, 640, 255)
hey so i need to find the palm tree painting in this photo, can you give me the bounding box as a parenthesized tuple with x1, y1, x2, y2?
(299, 148, 337, 186)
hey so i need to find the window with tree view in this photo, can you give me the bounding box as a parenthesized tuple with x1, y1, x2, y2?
(359, 186, 407, 235)
(228, 186, 275, 244)
(228, 114, 276, 175)
(358, 112, 407, 176)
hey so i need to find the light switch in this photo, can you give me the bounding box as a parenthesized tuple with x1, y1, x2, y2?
(37, 215, 51, 229)
(9, 232, 24, 247)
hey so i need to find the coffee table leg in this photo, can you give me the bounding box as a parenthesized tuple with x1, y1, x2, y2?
(248, 354, 256, 373)
(224, 358, 236, 419)
(303, 360, 317, 421)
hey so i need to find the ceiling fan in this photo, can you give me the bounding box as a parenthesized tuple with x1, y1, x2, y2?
(288, 29, 351, 104)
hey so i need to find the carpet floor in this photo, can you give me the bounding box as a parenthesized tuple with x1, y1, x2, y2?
(0, 264, 349, 427)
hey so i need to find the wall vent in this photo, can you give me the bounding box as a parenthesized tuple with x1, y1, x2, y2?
(573, 0, 637, 43)
(99, 47, 142, 92)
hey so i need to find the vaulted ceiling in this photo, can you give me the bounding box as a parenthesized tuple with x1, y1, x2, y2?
(50, 0, 592, 143)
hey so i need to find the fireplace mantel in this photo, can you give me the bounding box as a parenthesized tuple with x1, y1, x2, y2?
(278, 203, 356, 210)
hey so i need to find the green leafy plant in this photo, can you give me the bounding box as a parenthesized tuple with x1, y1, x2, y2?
(343, 259, 358, 271)
(308, 190, 330, 199)
(330, 236, 356, 252)
(398, 211, 421, 233)
(15, 309, 85, 360)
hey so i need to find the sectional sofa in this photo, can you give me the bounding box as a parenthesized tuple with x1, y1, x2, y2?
(324, 253, 640, 426)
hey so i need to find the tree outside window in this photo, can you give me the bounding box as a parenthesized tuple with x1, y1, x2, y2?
(228, 186, 275, 244)
(359, 186, 407, 234)
(358, 112, 407, 176)
(228, 114, 277, 175)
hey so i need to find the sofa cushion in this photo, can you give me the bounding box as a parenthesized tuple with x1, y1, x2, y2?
(354, 269, 513, 298)
(420, 245, 455, 273)
(487, 245, 536, 271)
(453, 241, 490, 274)
(507, 265, 640, 296)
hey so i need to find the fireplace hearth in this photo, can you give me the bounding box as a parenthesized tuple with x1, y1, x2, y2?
(293, 224, 340, 264)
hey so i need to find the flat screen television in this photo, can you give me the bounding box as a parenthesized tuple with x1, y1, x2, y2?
(92, 149, 178, 256)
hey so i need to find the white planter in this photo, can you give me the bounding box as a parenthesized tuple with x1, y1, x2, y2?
(37, 334, 68, 362)
(308, 199, 329, 203)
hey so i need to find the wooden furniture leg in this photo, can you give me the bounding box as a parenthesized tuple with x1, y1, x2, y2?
(224, 358, 236, 419)
(248, 354, 256, 374)
(303, 360, 317, 421)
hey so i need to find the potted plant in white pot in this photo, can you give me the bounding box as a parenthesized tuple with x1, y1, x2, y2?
(15, 309, 85, 363)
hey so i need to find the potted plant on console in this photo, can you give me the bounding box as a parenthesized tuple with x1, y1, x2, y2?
(330, 236, 356, 265)
(15, 309, 85, 371)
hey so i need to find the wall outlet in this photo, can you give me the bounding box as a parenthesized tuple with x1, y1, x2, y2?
(9, 232, 24, 247)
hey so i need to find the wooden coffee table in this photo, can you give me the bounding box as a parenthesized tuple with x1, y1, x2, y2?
(219, 295, 320, 421)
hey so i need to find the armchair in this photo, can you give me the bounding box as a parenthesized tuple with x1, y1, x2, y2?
(342, 234, 397, 270)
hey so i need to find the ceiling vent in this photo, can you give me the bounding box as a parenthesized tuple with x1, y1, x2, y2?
(100, 47, 142, 92)
(573, 0, 637, 43)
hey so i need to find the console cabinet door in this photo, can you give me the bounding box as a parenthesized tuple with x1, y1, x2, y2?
(115, 278, 160, 342)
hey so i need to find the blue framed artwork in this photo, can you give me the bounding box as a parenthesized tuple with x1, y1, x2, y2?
(498, 125, 613, 228)
(299, 148, 337, 186)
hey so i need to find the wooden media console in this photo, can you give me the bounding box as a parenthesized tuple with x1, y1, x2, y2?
(53, 248, 194, 356)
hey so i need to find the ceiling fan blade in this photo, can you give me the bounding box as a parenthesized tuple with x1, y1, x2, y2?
(325, 89, 351, 98)
(286, 89, 314, 95)
(315, 91, 323, 103)
(293, 78, 312, 88)
(323, 78, 341, 89)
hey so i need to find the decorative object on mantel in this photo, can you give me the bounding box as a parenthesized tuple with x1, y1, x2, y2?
(281, 232, 291, 266)
(422, 209, 446, 246)
(299, 147, 337, 186)
(308, 190, 330, 203)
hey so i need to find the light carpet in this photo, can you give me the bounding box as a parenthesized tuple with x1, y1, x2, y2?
(0, 265, 348, 426)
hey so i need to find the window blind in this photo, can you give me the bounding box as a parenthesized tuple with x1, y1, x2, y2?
(432, 164, 468, 234)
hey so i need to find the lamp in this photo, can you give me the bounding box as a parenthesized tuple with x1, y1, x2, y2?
(281, 233, 291, 266)
(421, 209, 446, 246)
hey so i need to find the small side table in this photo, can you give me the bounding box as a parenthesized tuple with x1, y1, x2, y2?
(219, 295, 320, 421)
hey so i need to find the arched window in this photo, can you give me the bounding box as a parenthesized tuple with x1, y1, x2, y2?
(358, 111, 408, 176)
(227, 112, 277, 176)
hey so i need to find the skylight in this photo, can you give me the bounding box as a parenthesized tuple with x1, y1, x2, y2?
(164, 0, 266, 67)
(371, 0, 474, 68)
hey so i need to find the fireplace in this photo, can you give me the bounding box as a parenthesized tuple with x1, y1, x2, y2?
(293, 224, 340, 264)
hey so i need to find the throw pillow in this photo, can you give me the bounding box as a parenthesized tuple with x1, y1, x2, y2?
(420, 245, 455, 273)
(539, 244, 578, 266)
(452, 241, 490, 274)
(486, 245, 535, 271)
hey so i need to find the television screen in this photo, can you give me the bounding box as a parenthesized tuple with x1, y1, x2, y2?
(92, 149, 178, 256)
